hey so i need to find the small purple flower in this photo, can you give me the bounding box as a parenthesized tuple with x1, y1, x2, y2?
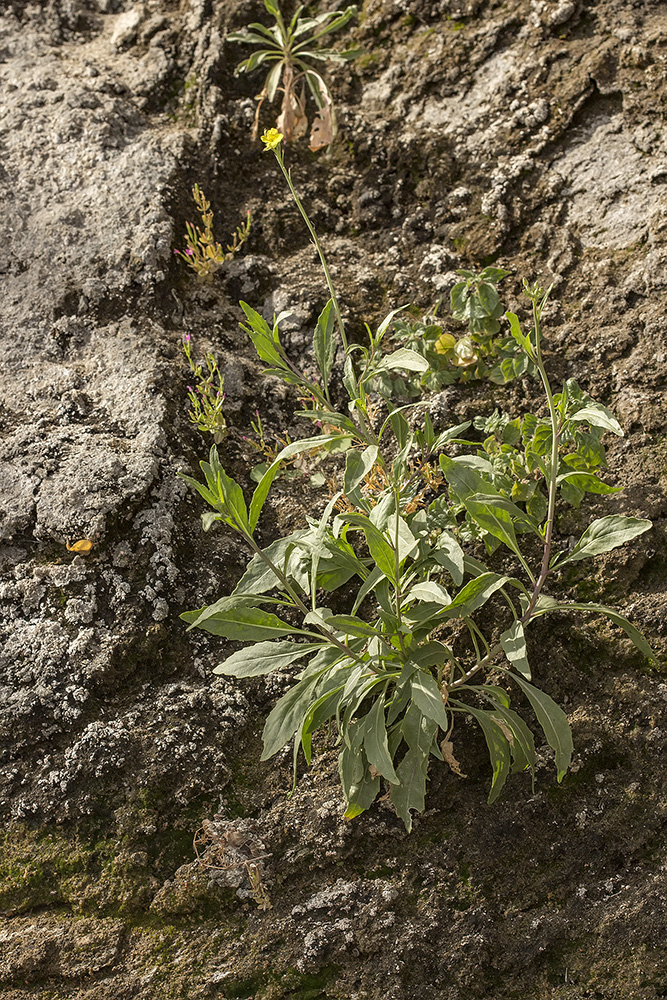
(185, 247, 194, 257)
(187, 385, 194, 392)
(183, 333, 191, 343)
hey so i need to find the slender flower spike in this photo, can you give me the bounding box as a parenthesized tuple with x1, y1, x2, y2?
(261, 128, 283, 151)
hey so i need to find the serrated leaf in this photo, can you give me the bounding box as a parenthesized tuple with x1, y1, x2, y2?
(389, 745, 429, 831)
(215, 640, 325, 677)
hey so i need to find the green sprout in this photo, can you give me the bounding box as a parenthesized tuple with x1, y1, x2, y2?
(228, 0, 361, 149)
(182, 335, 227, 444)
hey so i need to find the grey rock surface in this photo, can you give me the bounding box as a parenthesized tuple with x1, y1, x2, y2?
(0, 0, 666, 998)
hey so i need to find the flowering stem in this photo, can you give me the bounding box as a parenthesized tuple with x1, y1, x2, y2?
(273, 146, 349, 354)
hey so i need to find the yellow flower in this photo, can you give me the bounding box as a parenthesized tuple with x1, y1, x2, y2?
(261, 128, 284, 151)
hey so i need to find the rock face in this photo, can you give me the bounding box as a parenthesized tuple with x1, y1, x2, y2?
(0, 1, 666, 998)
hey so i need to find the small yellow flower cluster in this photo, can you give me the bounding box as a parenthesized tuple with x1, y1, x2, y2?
(261, 128, 284, 151)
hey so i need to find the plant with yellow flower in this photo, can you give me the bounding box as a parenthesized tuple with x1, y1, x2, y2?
(178, 126, 655, 832)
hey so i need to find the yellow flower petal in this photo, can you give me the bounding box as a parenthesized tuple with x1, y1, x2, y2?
(261, 128, 284, 151)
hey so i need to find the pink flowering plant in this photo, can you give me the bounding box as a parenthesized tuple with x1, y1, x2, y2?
(175, 183, 250, 278)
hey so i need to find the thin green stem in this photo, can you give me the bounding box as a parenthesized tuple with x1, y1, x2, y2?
(244, 533, 381, 672)
(274, 148, 348, 354)
(524, 294, 561, 618)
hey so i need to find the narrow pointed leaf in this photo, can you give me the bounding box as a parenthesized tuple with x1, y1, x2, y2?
(215, 641, 325, 677)
(465, 706, 512, 803)
(509, 675, 573, 780)
(563, 515, 651, 564)
(500, 621, 531, 679)
(362, 697, 398, 782)
(313, 298, 336, 390)
(410, 670, 448, 730)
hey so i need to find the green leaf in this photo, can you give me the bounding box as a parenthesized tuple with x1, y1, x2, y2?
(556, 472, 622, 496)
(190, 606, 315, 641)
(464, 496, 521, 556)
(442, 572, 511, 618)
(214, 640, 325, 677)
(199, 448, 250, 533)
(439, 454, 499, 501)
(340, 744, 380, 819)
(390, 746, 428, 831)
(500, 621, 531, 679)
(377, 348, 430, 373)
(336, 513, 396, 582)
(410, 670, 448, 730)
(343, 354, 358, 400)
(326, 614, 382, 638)
(464, 706, 511, 803)
(505, 311, 533, 356)
(562, 515, 652, 564)
(240, 301, 285, 367)
(233, 535, 294, 595)
(390, 705, 437, 831)
(362, 696, 399, 782)
(308, 491, 344, 607)
(344, 445, 379, 497)
(569, 404, 623, 436)
(249, 461, 282, 532)
(407, 581, 452, 606)
(300, 687, 344, 764)
(262, 672, 323, 759)
(479, 692, 536, 780)
(467, 494, 540, 535)
(535, 601, 654, 659)
(508, 675, 573, 780)
(411, 641, 451, 670)
(432, 530, 465, 586)
(313, 298, 336, 391)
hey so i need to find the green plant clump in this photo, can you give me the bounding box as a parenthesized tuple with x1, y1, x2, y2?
(179, 134, 654, 831)
(228, 0, 361, 149)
